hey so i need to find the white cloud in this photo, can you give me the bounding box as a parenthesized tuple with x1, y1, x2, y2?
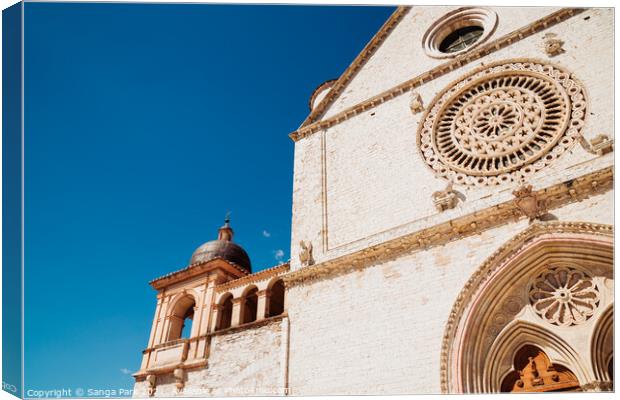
(273, 249, 284, 261)
(120, 368, 132, 375)
(262, 230, 271, 238)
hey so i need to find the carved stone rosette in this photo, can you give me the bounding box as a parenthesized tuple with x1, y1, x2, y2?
(418, 59, 587, 186)
(528, 266, 600, 327)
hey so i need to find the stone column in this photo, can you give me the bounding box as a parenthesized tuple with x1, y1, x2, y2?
(231, 297, 244, 327)
(200, 274, 220, 335)
(210, 304, 221, 332)
(256, 289, 270, 320)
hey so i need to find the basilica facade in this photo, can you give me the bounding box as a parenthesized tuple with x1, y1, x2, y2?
(133, 6, 614, 395)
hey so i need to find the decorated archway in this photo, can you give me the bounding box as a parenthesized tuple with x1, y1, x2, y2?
(440, 221, 613, 393)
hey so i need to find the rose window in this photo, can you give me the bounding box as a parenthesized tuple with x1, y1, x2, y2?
(418, 60, 587, 186)
(528, 266, 599, 327)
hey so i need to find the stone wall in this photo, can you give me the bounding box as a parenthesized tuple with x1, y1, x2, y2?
(134, 318, 288, 397)
(290, 7, 614, 271)
(286, 191, 612, 394)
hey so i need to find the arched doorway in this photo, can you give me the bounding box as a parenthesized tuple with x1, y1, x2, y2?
(441, 222, 613, 393)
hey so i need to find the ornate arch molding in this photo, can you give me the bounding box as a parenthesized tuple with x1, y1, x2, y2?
(167, 289, 201, 317)
(485, 320, 586, 392)
(440, 221, 613, 393)
(591, 303, 614, 382)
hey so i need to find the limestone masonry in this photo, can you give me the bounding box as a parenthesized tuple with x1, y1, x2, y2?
(133, 6, 614, 395)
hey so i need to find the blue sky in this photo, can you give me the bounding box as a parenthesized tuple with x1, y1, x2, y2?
(23, 2, 395, 394)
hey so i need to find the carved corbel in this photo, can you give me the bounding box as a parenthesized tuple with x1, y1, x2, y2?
(432, 181, 458, 212)
(173, 368, 185, 392)
(542, 33, 564, 57)
(512, 184, 547, 222)
(146, 374, 157, 397)
(579, 134, 614, 155)
(299, 240, 314, 267)
(409, 92, 424, 114)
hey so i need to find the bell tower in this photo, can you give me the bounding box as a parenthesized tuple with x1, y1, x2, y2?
(133, 218, 251, 395)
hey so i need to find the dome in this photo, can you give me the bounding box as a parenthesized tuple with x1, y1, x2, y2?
(189, 217, 252, 273)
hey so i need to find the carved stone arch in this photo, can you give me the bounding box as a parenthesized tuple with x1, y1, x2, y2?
(241, 284, 259, 297)
(216, 292, 234, 330)
(485, 320, 586, 392)
(440, 221, 613, 393)
(591, 303, 614, 382)
(166, 290, 200, 341)
(266, 277, 286, 317)
(241, 284, 259, 324)
(167, 289, 200, 311)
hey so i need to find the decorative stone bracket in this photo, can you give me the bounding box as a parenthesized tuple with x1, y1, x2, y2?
(579, 134, 614, 156)
(174, 368, 185, 393)
(146, 374, 157, 397)
(409, 92, 424, 114)
(542, 33, 564, 57)
(432, 181, 459, 212)
(512, 184, 547, 222)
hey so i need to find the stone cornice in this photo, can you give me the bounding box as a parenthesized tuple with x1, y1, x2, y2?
(215, 262, 290, 292)
(150, 257, 248, 290)
(210, 313, 286, 337)
(290, 7, 584, 142)
(282, 166, 612, 288)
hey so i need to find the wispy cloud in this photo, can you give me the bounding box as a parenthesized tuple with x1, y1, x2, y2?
(273, 249, 284, 261)
(262, 230, 271, 238)
(120, 368, 132, 375)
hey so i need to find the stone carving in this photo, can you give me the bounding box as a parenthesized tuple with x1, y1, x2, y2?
(432, 181, 458, 211)
(579, 134, 614, 156)
(299, 240, 314, 267)
(173, 368, 185, 392)
(409, 92, 424, 114)
(512, 184, 546, 221)
(440, 220, 612, 394)
(529, 266, 600, 326)
(146, 374, 157, 397)
(418, 60, 586, 186)
(543, 33, 564, 57)
(503, 348, 580, 392)
(292, 10, 584, 143)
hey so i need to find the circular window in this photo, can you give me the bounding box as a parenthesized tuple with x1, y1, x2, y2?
(438, 26, 484, 53)
(417, 60, 587, 187)
(422, 7, 497, 59)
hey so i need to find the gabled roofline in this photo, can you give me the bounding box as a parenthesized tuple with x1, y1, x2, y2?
(297, 6, 409, 129)
(289, 7, 585, 142)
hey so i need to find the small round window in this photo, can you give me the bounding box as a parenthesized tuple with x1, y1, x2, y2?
(438, 26, 484, 53)
(422, 7, 497, 59)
